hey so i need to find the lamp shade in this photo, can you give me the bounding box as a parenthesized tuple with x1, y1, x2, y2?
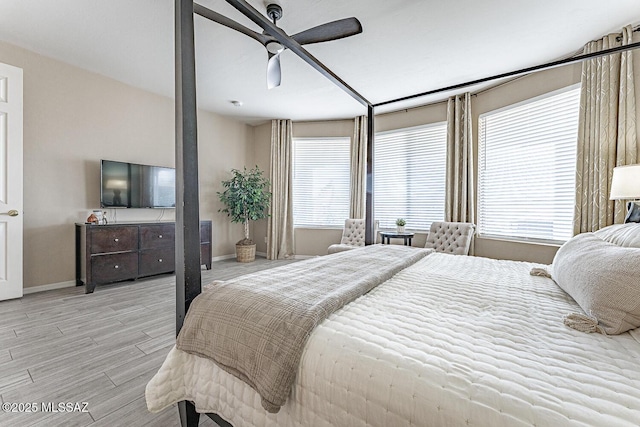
(610, 164, 640, 200)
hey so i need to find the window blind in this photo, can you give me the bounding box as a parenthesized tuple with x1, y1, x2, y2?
(478, 85, 581, 243)
(374, 123, 447, 231)
(293, 137, 351, 228)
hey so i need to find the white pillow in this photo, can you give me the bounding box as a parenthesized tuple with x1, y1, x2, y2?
(593, 223, 640, 248)
(552, 233, 640, 335)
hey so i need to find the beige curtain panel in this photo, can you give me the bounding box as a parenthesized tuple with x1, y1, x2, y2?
(574, 25, 638, 234)
(350, 115, 368, 219)
(267, 119, 295, 260)
(445, 92, 475, 225)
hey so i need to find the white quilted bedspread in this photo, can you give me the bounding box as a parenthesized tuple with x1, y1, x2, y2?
(146, 253, 640, 426)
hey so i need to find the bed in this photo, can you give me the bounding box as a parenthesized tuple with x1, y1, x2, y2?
(146, 224, 640, 426)
(167, 3, 640, 425)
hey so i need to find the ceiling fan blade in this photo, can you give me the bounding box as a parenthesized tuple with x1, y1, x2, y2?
(266, 52, 282, 89)
(194, 3, 271, 45)
(291, 17, 362, 45)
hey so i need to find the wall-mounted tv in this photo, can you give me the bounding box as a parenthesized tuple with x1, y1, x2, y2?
(101, 160, 176, 208)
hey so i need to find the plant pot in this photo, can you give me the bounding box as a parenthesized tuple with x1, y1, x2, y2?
(397, 226, 405, 233)
(236, 243, 256, 263)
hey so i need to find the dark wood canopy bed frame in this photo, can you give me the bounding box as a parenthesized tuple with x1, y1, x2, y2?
(173, 1, 640, 424)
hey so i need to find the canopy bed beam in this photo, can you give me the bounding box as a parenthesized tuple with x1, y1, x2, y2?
(374, 40, 640, 108)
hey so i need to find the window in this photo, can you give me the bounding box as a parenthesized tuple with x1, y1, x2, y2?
(478, 85, 581, 243)
(374, 123, 447, 231)
(293, 137, 351, 228)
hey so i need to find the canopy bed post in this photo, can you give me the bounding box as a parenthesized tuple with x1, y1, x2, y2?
(365, 104, 375, 244)
(174, 0, 201, 339)
(175, 0, 202, 425)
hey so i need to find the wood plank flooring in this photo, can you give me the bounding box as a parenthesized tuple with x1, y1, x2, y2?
(0, 256, 298, 427)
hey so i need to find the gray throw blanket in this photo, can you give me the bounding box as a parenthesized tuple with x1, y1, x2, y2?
(176, 244, 431, 412)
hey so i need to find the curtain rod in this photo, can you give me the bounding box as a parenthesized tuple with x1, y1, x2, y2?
(374, 40, 640, 108)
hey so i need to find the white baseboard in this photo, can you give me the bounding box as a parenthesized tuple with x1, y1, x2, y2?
(211, 254, 237, 262)
(212, 253, 272, 261)
(23, 280, 76, 295)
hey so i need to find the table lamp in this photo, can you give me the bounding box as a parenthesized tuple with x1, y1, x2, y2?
(610, 164, 640, 223)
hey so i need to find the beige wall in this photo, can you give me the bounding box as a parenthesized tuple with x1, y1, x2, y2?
(252, 48, 640, 264)
(376, 102, 447, 132)
(0, 41, 252, 289)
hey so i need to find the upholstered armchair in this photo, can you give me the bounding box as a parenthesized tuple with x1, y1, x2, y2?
(424, 221, 475, 255)
(328, 219, 366, 254)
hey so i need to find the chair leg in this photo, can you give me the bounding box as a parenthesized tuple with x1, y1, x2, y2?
(178, 401, 200, 427)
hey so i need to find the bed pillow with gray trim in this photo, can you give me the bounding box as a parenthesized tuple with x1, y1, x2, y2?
(552, 232, 640, 335)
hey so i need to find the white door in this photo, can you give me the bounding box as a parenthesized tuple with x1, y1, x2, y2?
(0, 62, 23, 300)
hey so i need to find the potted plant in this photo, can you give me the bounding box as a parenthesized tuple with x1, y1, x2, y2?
(218, 166, 271, 262)
(396, 218, 406, 233)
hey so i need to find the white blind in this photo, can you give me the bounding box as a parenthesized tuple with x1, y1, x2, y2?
(293, 137, 351, 228)
(374, 123, 447, 231)
(478, 85, 581, 243)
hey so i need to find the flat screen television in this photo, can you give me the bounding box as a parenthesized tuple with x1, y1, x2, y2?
(100, 160, 176, 208)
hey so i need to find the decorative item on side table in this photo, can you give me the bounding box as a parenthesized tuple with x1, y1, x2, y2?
(218, 166, 271, 262)
(610, 164, 640, 223)
(395, 218, 406, 233)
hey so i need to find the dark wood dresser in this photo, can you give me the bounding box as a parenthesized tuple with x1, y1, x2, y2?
(75, 221, 212, 293)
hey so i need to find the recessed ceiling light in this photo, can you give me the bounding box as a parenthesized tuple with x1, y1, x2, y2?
(230, 100, 243, 107)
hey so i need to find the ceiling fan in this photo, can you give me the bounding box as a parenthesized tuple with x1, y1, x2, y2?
(195, 3, 362, 89)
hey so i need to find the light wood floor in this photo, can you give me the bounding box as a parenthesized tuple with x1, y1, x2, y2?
(0, 256, 298, 427)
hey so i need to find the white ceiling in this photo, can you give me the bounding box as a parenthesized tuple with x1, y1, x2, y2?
(1, 0, 639, 124)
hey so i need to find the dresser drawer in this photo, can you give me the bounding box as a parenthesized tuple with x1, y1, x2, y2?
(91, 252, 138, 284)
(90, 226, 138, 253)
(140, 224, 175, 249)
(139, 247, 175, 276)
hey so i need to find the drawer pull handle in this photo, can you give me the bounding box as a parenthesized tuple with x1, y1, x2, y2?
(114, 238, 119, 242)
(158, 259, 163, 263)
(159, 235, 163, 238)
(114, 265, 119, 269)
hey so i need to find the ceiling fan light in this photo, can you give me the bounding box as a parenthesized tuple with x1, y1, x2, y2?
(266, 41, 284, 54)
